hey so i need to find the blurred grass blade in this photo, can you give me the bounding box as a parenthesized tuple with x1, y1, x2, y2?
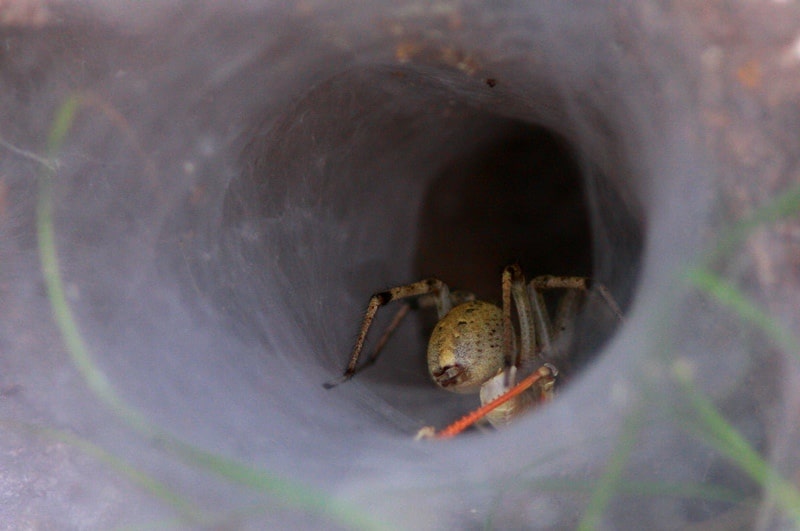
(37, 95, 151, 431)
(159, 437, 386, 530)
(681, 184, 800, 526)
(701, 182, 800, 268)
(525, 477, 746, 504)
(686, 266, 799, 359)
(40, 425, 206, 521)
(577, 407, 643, 530)
(35, 95, 385, 531)
(674, 370, 800, 525)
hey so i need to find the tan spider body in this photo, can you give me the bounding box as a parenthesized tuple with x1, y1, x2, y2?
(325, 264, 622, 437)
(427, 300, 507, 394)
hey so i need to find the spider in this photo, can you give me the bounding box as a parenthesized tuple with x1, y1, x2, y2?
(324, 264, 623, 438)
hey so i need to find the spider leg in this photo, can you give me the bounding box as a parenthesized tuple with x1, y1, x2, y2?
(473, 265, 541, 426)
(528, 275, 590, 358)
(528, 275, 624, 362)
(427, 275, 624, 437)
(324, 278, 450, 389)
(351, 303, 412, 377)
(502, 264, 536, 370)
(542, 284, 584, 361)
(596, 284, 625, 322)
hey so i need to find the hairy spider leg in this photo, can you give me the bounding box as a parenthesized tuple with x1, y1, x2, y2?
(323, 278, 450, 389)
(474, 265, 553, 428)
(503, 264, 537, 372)
(349, 287, 475, 378)
(529, 275, 625, 360)
(451, 276, 623, 435)
(499, 268, 599, 374)
(530, 275, 623, 321)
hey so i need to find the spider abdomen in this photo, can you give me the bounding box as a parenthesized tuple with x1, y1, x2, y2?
(427, 300, 509, 394)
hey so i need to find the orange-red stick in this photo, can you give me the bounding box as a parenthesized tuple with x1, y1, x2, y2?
(434, 365, 555, 438)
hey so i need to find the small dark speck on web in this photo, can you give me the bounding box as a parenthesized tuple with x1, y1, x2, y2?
(0, 384, 21, 398)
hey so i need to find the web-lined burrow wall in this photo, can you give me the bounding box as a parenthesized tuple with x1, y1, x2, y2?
(1, 2, 799, 529)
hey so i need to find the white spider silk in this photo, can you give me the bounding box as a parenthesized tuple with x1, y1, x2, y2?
(1, 2, 798, 529)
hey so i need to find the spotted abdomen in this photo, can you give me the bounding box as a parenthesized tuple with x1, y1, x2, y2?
(427, 300, 510, 394)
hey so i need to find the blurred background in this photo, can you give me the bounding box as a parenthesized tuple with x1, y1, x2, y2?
(1, 1, 800, 528)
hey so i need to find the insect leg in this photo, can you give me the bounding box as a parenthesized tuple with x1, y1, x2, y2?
(430, 364, 558, 438)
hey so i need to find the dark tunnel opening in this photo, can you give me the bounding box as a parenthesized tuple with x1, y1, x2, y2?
(415, 124, 592, 300)
(214, 65, 642, 432)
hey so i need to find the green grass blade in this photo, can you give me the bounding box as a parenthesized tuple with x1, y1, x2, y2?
(673, 367, 800, 525)
(158, 438, 386, 530)
(679, 184, 800, 526)
(577, 407, 643, 530)
(701, 182, 800, 268)
(37, 96, 152, 432)
(524, 476, 746, 504)
(686, 267, 799, 358)
(33, 95, 386, 531)
(2, 420, 205, 522)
